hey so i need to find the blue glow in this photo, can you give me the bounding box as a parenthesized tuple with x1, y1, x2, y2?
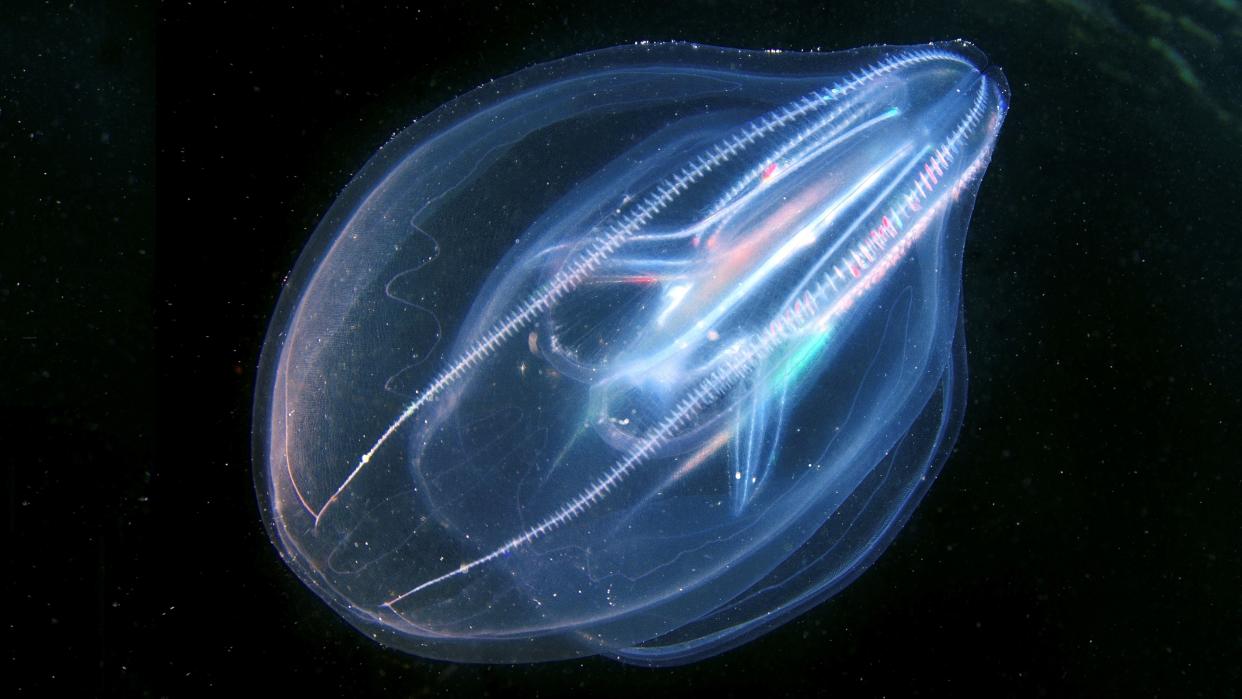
(254, 40, 1009, 665)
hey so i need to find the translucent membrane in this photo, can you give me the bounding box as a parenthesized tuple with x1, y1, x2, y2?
(254, 40, 1009, 665)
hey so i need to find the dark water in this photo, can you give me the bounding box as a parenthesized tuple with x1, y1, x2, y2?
(6, 0, 1239, 695)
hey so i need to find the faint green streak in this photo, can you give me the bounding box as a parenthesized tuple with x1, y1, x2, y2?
(1148, 37, 1202, 92)
(772, 326, 835, 392)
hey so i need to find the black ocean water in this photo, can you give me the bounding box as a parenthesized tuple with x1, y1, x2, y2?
(6, 1, 1239, 695)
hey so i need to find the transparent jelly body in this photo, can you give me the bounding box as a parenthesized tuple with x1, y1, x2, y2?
(254, 41, 1009, 665)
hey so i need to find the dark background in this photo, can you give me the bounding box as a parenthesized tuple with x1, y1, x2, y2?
(6, 0, 1239, 696)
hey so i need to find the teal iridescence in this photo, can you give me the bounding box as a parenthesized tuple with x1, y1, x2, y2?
(253, 41, 1009, 665)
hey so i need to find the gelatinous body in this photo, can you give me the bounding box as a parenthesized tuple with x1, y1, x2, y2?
(254, 41, 1009, 665)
